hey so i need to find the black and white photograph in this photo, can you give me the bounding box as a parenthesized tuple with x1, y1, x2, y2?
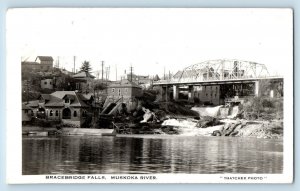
(6, 8, 293, 183)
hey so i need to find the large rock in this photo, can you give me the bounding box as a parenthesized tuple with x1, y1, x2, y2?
(196, 116, 221, 128)
(140, 107, 154, 123)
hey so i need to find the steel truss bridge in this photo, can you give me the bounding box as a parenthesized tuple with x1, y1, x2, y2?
(154, 59, 282, 86)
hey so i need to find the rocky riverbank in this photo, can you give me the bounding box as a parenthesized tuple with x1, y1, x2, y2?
(113, 115, 283, 139)
(113, 99, 283, 139)
(164, 118, 282, 139)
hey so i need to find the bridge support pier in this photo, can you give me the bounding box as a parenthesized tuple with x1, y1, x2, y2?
(154, 86, 167, 102)
(254, 81, 260, 96)
(173, 85, 179, 101)
(188, 85, 194, 103)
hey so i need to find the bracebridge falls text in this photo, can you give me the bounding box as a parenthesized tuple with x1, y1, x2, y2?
(45, 175, 157, 180)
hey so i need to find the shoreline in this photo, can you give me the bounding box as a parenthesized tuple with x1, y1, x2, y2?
(22, 117, 283, 139)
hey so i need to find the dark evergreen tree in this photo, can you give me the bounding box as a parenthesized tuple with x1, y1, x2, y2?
(80, 61, 92, 73)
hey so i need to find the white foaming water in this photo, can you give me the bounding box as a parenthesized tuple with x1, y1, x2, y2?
(228, 106, 239, 118)
(161, 105, 240, 136)
(162, 118, 198, 128)
(191, 105, 223, 117)
(162, 118, 223, 136)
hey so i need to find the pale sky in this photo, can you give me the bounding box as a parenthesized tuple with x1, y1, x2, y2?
(7, 8, 293, 79)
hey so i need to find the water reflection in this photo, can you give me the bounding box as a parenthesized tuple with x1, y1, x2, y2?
(22, 135, 283, 175)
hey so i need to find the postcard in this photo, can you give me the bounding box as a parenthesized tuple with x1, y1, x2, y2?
(6, 8, 293, 183)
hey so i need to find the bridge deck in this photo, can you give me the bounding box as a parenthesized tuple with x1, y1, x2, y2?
(153, 76, 283, 86)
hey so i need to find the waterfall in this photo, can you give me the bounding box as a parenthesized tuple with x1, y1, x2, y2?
(228, 106, 239, 119)
(191, 105, 239, 118)
(191, 105, 223, 117)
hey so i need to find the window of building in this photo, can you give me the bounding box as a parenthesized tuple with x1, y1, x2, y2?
(65, 98, 69, 103)
(55, 110, 59, 116)
(125, 88, 128, 92)
(112, 88, 115, 93)
(50, 81, 52, 85)
(44, 81, 47, 85)
(82, 110, 86, 117)
(49, 110, 53, 116)
(118, 89, 121, 96)
(215, 94, 217, 97)
(76, 83, 80, 90)
(73, 111, 77, 117)
(206, 93, 208, 97)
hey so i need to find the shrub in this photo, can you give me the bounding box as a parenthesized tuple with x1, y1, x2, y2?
(28, 118, 61, 127)
(261, 99, 274, 108)
(242, 97, 283, 120)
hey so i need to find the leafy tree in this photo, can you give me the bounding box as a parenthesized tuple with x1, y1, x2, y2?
(55, 74, 75, 91)
(259, 79, 283, 97)
(80, 61, 92, 73)
(93, 82, 107, 91)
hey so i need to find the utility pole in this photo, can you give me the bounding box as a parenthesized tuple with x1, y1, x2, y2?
(130, 65, 133, 82)
(105, 67, 108, 81)
(115, 64, 117, 81)
(105, 66, 110, 81)
(73, 56, 76, 73)
(164, 66, 166, 80)
(105, 66, 110, 85)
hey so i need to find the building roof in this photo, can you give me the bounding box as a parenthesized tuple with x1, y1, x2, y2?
(153, 74, 160, 81)
(26, 100, 39, 108)
(35, 56, 54, 62)
(51, 91, 89, 107)
(51, 91, 74, 99)
(44, 95, 64, 107)
(24, 91, 91, 108)
(108, 79, 141, 89)
(22, 61, 39, 65)
(22, 103, 32, 110)
(73, 71, 95, 79)
(61, 68, 75, 75)
(39, 94, 51, 101)
(62, 94, 76, 101)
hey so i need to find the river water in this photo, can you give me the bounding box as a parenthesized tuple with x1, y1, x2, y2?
(22, 135, 283, 175)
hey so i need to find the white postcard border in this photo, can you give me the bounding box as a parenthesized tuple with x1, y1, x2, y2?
(6, 8, 294, 184)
